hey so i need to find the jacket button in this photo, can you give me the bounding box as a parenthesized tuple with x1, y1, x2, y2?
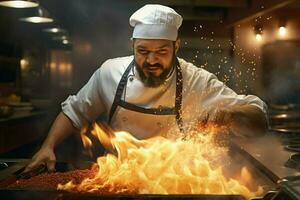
(157, 122, 163, 128)
(158, 105, 163, 111)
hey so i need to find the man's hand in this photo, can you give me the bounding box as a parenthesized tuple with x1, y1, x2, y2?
(198, 105, 268, 137)
(199, 107, 234, 126)
(25, 146, 56, 172)
(24, 112, 76, 173)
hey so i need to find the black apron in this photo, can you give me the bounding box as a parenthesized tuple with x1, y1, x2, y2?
(108, 59, 184, 133)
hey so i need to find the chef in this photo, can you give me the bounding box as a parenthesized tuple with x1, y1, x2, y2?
(26, 4, 268, 172)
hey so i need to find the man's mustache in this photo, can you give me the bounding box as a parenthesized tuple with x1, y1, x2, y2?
(143, 62, 163, 69)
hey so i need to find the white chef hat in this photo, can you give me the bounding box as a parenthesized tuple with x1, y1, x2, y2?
(129, 4, 183, 41)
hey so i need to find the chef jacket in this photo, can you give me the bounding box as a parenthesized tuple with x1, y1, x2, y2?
(61, 55, 267, 139)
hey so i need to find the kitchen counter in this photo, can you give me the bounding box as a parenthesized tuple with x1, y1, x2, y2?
(0, 110, 51, 154)
(234, 133, 300, 181)
(0, 111, 48, 123)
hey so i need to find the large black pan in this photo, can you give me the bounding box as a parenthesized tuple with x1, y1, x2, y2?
(0, 159, 247, 200)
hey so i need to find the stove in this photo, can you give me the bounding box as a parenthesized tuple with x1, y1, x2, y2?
(285, 154, 300, 169)
(0, 158, 259, 200)
(1, 131, 300, 200)
(234, 131, 300, 199)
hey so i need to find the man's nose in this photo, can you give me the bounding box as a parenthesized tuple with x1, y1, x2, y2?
(146, 52, 158, 64)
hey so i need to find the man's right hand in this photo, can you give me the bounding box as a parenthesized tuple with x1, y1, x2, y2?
(25, 147, 56, 172)
(24, 112, 76, 173)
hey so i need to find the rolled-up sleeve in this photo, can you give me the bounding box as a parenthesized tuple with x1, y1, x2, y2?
(61, 68, 105, 129)
(202, 73, 267, 115)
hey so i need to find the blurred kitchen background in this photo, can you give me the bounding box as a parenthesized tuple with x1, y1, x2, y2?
(0, 0, 300, 160)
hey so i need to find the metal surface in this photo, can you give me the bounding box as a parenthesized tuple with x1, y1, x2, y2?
(2, 134, 299, 199)
(285, 145, 300, 152)
(0, 148, 278, 200)
(0, 164, 46, 187)
(234, 133, 300, 179)
(276, 180, 300, 200)
(0, 160, 248, 200)
(270, 124, 300, 134)
(230, 142, 280, 184)
(269, 112, 300, 128)
(0, 159, 29, 181)
(285, 154, 300, 169)
(0, 152, 273, 200)
(0, 190, 247, 200)
(0, 159, 93, 184)
(270, 113, 300, 120)
(269, 104, 300, 112)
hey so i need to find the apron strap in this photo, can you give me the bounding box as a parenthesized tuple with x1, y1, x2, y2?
(119, 100, 175, 115)
(175, 59, 184, 132)
(108, 60, 134, 124)
(108, 58, 184, 132)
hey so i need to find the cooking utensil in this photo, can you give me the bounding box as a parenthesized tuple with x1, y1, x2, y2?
(270, 123, 300, 134)
(0, 165, 46, 187)
(285, 145, 300, 152)
(0, 160, 94, 188)
(269, 112, 300, 127)
(0, 162, 8, 171)
(269, 104, 300, 112)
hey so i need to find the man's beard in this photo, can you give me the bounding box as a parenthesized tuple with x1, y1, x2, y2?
(135, 55, 176, 88)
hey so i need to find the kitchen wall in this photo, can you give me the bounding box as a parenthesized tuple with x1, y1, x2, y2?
(1, 0, 300, 157)
(233, 6, 300, 103)
(68, 2, 135, 92)
(2, 1, 300, 108)
(67, 3, 234, 96)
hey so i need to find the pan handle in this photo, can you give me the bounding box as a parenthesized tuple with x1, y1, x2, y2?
(17, 164, 47, 179)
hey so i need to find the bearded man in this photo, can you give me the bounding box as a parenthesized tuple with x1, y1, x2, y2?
(26, 4, 268, 172)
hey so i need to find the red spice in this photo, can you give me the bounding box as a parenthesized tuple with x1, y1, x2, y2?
(8, 169, 96, 190)
(7, 169, 138, 195)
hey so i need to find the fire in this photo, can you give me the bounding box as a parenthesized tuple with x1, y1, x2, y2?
(59, 123, 263, 199)
(80, 127, 93, 157)
(80, 128, 92, 148)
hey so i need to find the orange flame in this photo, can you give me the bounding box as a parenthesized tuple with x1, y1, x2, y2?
(80, 128, 92, 148)
(80, 128, 93, 157)
(59, 123, 263, 199)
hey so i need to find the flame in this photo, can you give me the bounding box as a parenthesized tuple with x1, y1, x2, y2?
(240, 167, 252, 185)
(59, 123, 263, 199)
(80, 128, 92, 148)
(80, 128, 93, 157)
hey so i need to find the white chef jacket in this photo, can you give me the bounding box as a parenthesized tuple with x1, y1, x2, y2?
(61, 55, 267, 139)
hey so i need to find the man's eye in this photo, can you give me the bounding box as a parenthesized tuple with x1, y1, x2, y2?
(158, 50, 168, 55)
(138, 50, 148, 55)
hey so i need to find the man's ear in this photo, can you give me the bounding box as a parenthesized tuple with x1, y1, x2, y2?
(175, 39, 180, 54)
